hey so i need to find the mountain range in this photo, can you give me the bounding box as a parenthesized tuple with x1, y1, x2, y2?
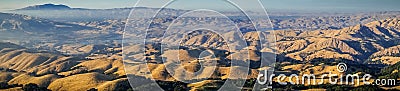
(7, 4, 187, 22)
(1, 3, 400, 90)
(1, 17, 400, 90)
(0, 12, 92, 32)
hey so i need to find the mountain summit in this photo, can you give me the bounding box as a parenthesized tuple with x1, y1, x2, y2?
(16, 3, 74, 10)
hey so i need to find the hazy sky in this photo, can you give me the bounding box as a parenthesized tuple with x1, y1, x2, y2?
(0, 0, 399, 12)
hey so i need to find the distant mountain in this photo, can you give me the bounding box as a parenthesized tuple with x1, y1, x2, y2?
(15, 3, 85, 10)
(9, 4, 129, 21)
(7, 4, 187, 21)
(0, 13, 93, 33)
(0, 12, 97, 44)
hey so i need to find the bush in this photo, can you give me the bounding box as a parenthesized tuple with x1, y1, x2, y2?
(0, 82, 8, 89)
(22, 83, 50, 91)
(350, 85, 384, 91)
(0, 82, 21, 89)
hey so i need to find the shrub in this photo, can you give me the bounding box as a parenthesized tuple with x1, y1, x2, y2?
(22, 83, 50, 91)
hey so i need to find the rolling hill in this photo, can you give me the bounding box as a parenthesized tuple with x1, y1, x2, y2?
(0, 7, 400, 90)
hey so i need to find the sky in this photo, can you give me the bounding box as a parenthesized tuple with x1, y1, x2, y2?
(0, 0, 399, 12)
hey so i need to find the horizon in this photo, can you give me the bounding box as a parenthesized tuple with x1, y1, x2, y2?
(0, 0, 399, 13)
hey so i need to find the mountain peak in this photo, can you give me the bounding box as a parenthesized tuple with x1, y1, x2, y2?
(17, 3, 72, 10)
